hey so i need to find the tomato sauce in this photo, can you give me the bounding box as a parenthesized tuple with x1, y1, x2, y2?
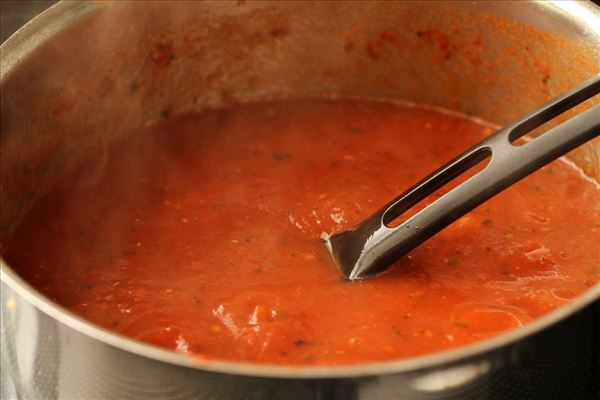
(3, 99, 599, 365)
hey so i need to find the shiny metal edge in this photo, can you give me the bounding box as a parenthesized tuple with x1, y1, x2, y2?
(0, 1, 99, 82)
(548, 0, 600, 36)
(1, 0, 599, 380)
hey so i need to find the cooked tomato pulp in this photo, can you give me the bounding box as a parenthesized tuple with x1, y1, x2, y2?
(4, 99, 599, 365)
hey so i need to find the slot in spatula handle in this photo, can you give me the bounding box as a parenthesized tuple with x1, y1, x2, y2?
(327, 74, 600, 280)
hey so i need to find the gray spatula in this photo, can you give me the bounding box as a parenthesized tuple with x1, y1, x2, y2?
(325, 74, 600, 280)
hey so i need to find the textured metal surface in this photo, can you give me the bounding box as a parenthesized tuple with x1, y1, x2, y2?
(1, 1, 600, 399)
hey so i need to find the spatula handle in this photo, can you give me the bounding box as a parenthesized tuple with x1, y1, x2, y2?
(328, 75, 600, 280)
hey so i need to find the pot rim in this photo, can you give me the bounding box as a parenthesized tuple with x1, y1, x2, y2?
(1, 0, 599, 379)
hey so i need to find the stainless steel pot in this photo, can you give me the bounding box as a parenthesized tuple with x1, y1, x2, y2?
(1, 1, 599, 399)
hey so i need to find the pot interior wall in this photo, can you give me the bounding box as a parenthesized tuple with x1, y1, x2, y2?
(1, 0, 599, 236)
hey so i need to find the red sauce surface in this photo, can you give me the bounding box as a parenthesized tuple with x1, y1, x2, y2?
(3, 99, 599, 365)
